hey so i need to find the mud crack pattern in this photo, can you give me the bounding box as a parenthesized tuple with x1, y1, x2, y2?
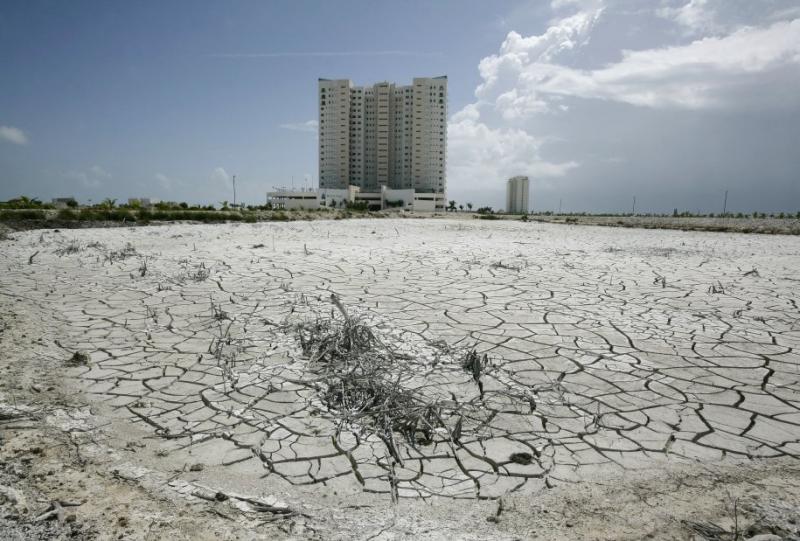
(1, 219, 799, 501)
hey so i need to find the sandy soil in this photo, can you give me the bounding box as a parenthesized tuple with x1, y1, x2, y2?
(1, 219, 799, 540)
(524, 215, 800, 235)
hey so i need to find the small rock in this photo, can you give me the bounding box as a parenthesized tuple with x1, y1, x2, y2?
(67, 352, 89, 366)
(189, 463, 204, 472)
(509, 452, 533, 465)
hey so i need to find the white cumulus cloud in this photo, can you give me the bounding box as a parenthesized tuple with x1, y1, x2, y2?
(476, 7, 605, 100)
(0, 125, 29, 145)
(477, 7, 800, 117)
(211, 167, 230, 187)
(447, 4, 600, 193)
(448, 0, 800, 211)
(657, 0, 719, 35)
(447, 105, 579, 192)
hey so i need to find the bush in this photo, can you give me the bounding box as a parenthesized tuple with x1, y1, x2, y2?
(57, 209, 78, 220)
(0, 209, 47, 221)
(345, 201, 369, 212)
(0, 197, 52, 210)
(79, 209, 100, 221)
(110, 209, 135, 221)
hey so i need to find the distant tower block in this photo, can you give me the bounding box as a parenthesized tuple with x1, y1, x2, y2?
(506, 176, 530, 214)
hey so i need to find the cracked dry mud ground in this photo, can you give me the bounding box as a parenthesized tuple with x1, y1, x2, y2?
(1, 218, 800, 540)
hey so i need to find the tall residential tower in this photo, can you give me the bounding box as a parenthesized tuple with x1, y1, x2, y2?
(506, 176, 530, 214)
(318, 77, 447, 194)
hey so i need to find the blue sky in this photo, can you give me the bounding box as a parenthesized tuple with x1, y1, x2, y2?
(1, 1, 799, 212)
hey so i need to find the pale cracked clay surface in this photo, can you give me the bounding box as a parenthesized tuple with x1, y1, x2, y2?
(1, 218, 799, 540)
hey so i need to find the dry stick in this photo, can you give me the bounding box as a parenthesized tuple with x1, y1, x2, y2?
(330, 293, 349, 319)
(28, 250, 39, 265)
(34, 501, 68, 523)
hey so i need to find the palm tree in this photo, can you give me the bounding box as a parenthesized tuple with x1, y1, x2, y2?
(466, 202, 473, 212)
(459, 204, 464, 212)
(448, 200, 457, 212)
(99, 198, 116, 209)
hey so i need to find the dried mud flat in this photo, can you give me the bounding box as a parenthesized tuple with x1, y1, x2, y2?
(1, 219, 799, 540)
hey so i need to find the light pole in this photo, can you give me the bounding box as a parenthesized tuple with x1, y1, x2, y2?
(232, 175, 237, 207)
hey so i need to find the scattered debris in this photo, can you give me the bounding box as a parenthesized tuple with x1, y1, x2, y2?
(487, 498, 504, 523)
(54, 240, 82, 256)
(168, 479, 294, 517)
(708, 281, 726, 294)
(187, 262, 211, 281)
(490, 261, 520, 271)
(34, 500, 82, 523)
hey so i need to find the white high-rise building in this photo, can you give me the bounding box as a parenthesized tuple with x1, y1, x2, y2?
(506, 176, 530, 214)
(318, 77, 447, 194)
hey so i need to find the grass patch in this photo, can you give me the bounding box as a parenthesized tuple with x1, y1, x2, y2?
(0, 209, 47, 221)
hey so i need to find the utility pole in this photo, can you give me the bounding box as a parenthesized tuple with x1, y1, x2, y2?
(232, 175, 237, 207)
(722, 189, 728, 216)
(558, 198, 562, 214)
(632, 196, 636, 215)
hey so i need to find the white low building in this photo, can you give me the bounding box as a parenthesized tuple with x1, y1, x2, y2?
(411, 192, 447, 212)
(320, 185, 361, 208)
(51, 197, 77, 209)
(267, 185, 445, 212)
(267, 189, 320, 210)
